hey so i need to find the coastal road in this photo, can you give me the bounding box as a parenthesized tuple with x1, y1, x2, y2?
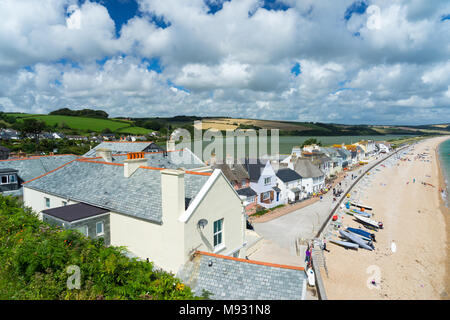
(252, 152, 395, 257)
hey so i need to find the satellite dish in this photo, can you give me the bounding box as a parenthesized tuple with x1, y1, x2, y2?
(197, 219, 208, 229)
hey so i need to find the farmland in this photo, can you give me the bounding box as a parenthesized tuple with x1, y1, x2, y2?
(6, 113, 151, 134)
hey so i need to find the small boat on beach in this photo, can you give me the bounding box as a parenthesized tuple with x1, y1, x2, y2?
(329, 238, 359, 249)
(339, 230, 374, 251)
(346, 227, 376, 242)
(348, 208, 371, 217)
(354, 214, 383, 229)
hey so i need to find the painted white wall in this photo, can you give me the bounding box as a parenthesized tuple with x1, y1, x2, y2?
(23, 187, 77, 220)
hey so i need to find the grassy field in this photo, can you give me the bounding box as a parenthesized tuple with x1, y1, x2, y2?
(6, 113, 151, 134)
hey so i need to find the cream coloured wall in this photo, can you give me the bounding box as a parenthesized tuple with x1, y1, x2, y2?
(23, 187, 78, 220)
(182, 173, 245, 261)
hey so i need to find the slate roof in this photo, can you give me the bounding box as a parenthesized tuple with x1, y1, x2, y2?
(236, 187, 257, 197)
(23, 160, 210, 223)
(292, 158, 324, 178)
(0, 155, 79, 182)
(276, 168, 302, 182)
(241, 159, 266, 182)
(177, 252, 306, 300)
(83, 142, 157, 157)
(42, 203, 109, 222)
(108, 149, 206, 170)
(212, 163, 249, 183)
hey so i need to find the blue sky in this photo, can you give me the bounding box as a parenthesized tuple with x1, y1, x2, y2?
(0, 0, 449, 125)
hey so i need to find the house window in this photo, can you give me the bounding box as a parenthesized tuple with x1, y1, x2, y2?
(45, 197, 50, 208)
(96, 221, 104, 236)
(262, 191, 270, 201)
(9, 175, 16, 183)
(1, 175, 8, 184)
(241, 179, 247, 187)
(264, 177, 271, 185)
(233, 251, 240, 258)
(76, 226, 88, 237)
(213, 219, 224, 248)
(62, 201, 67, 206)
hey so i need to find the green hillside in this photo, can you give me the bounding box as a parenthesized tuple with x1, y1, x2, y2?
(6, 113, 151, 134)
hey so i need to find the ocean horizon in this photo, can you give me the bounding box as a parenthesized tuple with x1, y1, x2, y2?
(438, 137, 450, 208)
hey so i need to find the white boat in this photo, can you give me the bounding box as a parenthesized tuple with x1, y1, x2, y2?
(339, 230, 374, 251)
(329, 238, 359, 249)
(354, 214, 383, 229)
(350, 202, 373, 211)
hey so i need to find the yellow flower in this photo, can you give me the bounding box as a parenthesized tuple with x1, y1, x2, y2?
(176, 283, 185, 291)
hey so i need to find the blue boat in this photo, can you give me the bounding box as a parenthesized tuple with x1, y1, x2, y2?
(346, 227, 376, 242)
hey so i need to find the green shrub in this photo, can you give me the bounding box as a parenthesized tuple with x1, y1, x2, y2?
(0, 195, 199, 300)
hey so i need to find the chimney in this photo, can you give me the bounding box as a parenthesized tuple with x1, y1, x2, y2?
(161, 169, 185, 220)
(96, 148, 113, 162)
(160, 168, 186, 272)
(124, 152, 147, 177)
(167, 139, 175, 152)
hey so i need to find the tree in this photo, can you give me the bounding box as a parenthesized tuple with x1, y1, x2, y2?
(18, 118, 47, 145)
(301, 138, 322, 148)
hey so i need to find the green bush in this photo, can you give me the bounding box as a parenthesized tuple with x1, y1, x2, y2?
(0, 195, 199, 300)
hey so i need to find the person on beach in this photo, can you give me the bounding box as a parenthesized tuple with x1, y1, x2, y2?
(305, 247, 311, 264)
(322, 238, 330, 252)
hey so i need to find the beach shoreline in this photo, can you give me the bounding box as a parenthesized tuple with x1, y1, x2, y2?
(435, 137, 450, 299)
(322, 136, 449, 300)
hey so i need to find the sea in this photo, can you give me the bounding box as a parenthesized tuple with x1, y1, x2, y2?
(193, 134, 415, 155)
(438, 137, 450, 208)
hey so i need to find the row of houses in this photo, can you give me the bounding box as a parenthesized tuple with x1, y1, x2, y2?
(0, 128, 159, 143)
(207, 140, 391, 214)
(0, 140, 307, 300)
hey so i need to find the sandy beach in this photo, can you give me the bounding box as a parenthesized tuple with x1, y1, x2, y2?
(322, 136, 450, 300)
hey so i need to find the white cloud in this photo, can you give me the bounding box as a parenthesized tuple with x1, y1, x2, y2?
(0, 0, 448, 124)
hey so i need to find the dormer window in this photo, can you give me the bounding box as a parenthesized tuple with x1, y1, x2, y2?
(1, 175, 8, 184)
(264, 177, 271, 185)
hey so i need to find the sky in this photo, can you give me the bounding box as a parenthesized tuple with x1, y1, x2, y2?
(0, 0, 449, 125)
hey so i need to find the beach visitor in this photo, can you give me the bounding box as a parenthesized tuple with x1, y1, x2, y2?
(305, 247, 311, 264)
(322, 238, 330, 252)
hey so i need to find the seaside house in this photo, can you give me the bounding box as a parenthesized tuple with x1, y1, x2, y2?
(286, 156, 325, 197)
(242, 159, 283, 209)
(318, 147, 343, 177)
(275, 168, 303, 203)
(375, 141, 391, 153)
(211, 160, 257, 214)
(335, 147, 352, 169)
(356, 140, 376, 158)
(22, 153, 247, 273)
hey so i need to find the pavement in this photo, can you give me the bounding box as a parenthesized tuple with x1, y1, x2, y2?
(248, 152, 394, 268)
